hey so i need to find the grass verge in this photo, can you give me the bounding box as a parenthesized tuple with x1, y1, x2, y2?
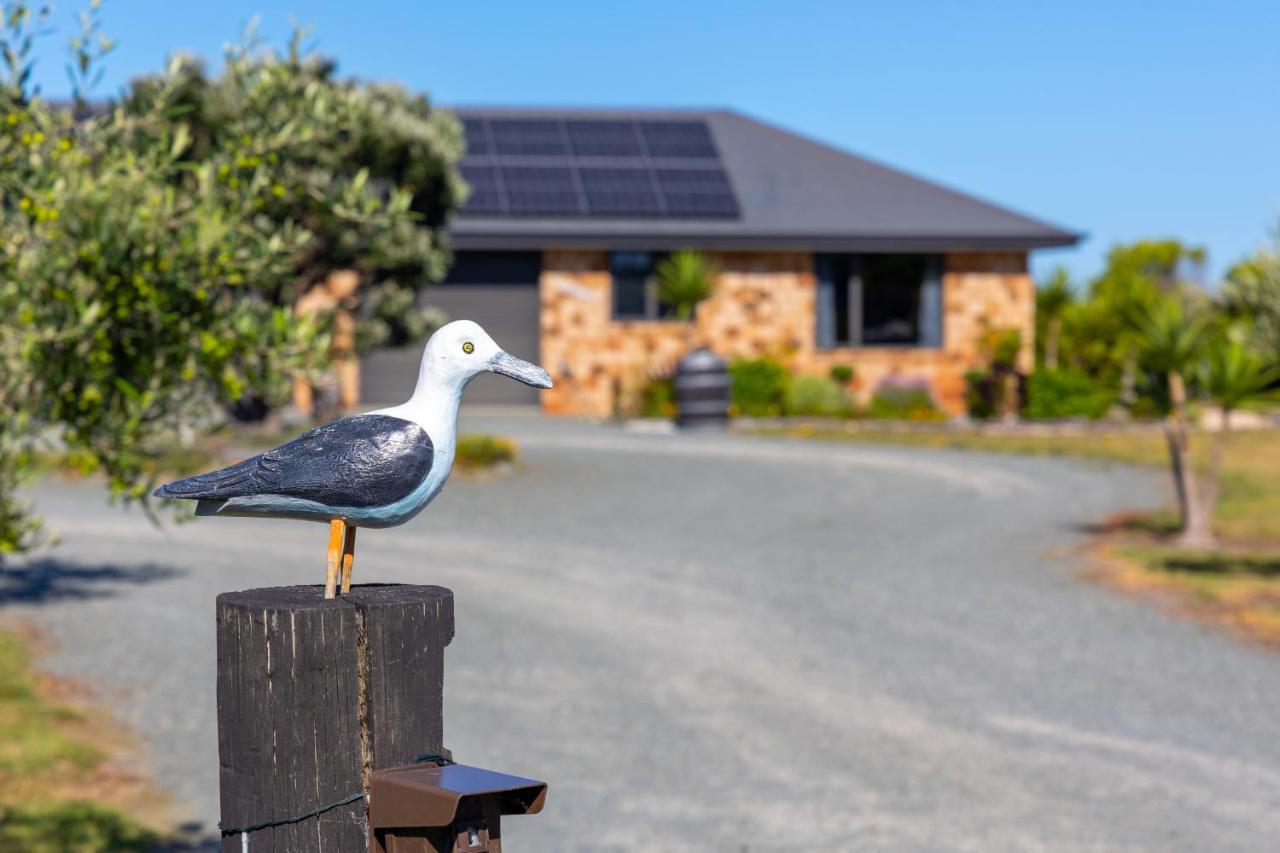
(454, 433, 518, 472)
(773, 423, 1280, 646)
(35, 424, 521, 482)
(0, 625, 159, 852)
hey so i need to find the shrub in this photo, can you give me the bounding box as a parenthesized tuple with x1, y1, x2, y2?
(455, 434, 517, 469)
(0, 802, 154, 852)
(964, 369, 998, 420)
(828, 363, 855, 385)
(729, 357, 789, 416)
(785, 376, 850, 417)
(867, 378, 945, 421)
(639, 378, 676, 418)
(357, 283, 448, 352)
(655, 250, 717, 321)
(981, 327, 1023, 370)
(1024, 368, 1114, 420)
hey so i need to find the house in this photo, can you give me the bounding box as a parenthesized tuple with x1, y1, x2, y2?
(361, 108, 1079, 415)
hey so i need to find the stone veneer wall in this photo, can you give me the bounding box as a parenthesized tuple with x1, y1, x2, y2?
(538, 250, 1032, 417)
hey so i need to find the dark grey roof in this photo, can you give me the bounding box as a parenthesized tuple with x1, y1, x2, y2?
(447, 107, 1079, 252)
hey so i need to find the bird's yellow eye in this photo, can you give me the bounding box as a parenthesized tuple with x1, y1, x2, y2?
(462, 341, 474, 354)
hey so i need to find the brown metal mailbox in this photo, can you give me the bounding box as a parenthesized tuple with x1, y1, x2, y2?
(369, 762, 547, 853)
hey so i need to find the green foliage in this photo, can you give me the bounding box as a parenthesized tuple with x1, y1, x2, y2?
(123, 32, 462, 300)
(866, 379, 944, 421)
(828, 363, 855, 384)
(0, 802, 154, 852)
(639, 377, 676, 418)
(0, 443, 41, 558)
(0, 2, 49, 99)
(1035, 266, 1074, 368)
(784, 375, 850, 417)
(655, 249, 716, 321)
(964, 369, 997, 420)
(1024, 368, 1114, 420)
(0, 9, 462, 558)
(965, 325, 1024, 418)
(1052, 239, 1207, 395)
(728, 357, 789, 417)
(1130, 297, 1209, 377)
(981, 326, 1022, 370)
(1036, 267, 1075, 319)
(356, 282, 448, 352)
(454, 433, 517, 469)
(1201, 339, 1279, 413)
(0, 70, 324, 554)
(1221, 228, 1280, 362)
(1098, 240, 1206, 296)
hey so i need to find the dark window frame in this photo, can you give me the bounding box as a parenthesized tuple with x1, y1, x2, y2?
(815, 253, 943, 349)
(610, 251, 679, 321)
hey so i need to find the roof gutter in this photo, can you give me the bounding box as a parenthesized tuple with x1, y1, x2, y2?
(448, 230, 1082, 253)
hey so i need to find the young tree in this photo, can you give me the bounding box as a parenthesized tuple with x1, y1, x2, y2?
(1058, 240, 1206, 407)
(1196, 340, 1279, 547)
(123, 33, 464, 410)
(656, 250, 717, 322)
(1130, 298, 1209, 546)
(0, 10, 462, 559)
(1035, 266, 1074, 369)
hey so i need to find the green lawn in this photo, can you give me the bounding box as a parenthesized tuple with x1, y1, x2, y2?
(0, 628, 156, 852)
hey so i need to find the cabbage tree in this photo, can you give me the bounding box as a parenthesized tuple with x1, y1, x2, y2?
(1130, 298, 1209, 546)
(1194, 340, 1278, 547)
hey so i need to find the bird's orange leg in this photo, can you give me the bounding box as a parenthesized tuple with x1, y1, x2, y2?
(324, 518, 345, 600)
(340, 526, 357, 594)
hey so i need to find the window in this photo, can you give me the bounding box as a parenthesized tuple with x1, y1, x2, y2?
(815, 254, 942, 347)
(610, 251, 675, 320)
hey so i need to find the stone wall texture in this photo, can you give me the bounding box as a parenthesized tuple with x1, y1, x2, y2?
(538, 250, 1033, 417)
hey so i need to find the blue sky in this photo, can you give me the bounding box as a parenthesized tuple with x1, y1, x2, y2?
(24, 1, 1280, 286)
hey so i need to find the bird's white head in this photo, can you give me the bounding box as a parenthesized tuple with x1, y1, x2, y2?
(415, 319, 553, 397)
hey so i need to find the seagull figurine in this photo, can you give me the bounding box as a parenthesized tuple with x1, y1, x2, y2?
(154, 320, 552, 598)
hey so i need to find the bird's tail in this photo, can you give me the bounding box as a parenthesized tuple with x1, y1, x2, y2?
(153, 455, 260, 500)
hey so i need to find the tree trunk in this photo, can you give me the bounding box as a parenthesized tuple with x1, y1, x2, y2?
(1181, 407, 1229, 549)
(1163, 371, 1212, 548)
(1045, 316, 1061, 370)
(1162, 417, 1190, 530)
(1120, 351, 1138, 407)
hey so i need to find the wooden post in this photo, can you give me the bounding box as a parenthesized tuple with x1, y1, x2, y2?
(216, 584, 454, 852)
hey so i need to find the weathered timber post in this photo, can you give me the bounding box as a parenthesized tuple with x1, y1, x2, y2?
(217, 584, 453, 852)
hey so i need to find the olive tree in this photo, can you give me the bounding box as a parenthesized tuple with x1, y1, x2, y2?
(0, 10, 463, 559)
(125, 34, 464, 408)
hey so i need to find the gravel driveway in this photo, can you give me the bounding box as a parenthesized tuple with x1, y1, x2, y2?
(6, 413, 1280, 851)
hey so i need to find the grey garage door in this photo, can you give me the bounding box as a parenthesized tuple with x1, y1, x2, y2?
(360, 252, 543, 406)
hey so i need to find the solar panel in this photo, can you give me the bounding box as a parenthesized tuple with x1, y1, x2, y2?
(455, 116, 739, 220)
(489, 119, 568, 157)
(500, 165, 582, 215)
(655, 167, 739, 218)
(566, 120, 643, 158)
(639, 120, 719, 159)
(461, 118, 491, 157)
(579, 167, 662, 216)
(459, 164, 504, 215)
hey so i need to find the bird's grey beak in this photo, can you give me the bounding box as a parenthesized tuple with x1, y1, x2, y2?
(489, 351, 553, 389)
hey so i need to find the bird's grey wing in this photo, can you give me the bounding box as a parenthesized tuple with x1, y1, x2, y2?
(154, 415, 434, 508)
